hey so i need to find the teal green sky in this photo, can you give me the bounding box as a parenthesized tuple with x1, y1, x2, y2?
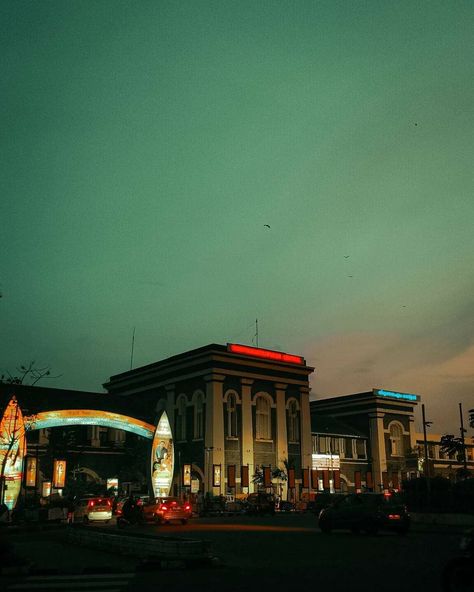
(1, 1, 473, 432)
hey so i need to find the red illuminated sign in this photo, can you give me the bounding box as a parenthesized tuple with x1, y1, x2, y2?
(227, 344, 304, 365)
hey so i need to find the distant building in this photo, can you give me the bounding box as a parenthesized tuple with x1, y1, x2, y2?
(310, 389, 420, 492)
(414, 432, 474, 479)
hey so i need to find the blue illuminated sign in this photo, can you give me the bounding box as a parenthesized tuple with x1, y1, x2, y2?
(375, 389, 419, 402)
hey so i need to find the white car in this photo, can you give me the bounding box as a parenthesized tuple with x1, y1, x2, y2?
(73, 497, 112, 524)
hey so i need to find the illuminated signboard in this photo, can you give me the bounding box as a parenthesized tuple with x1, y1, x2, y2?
(42, 481, 51, 497)
(107, 477, 119, 492)
(213, 464, 221, 487)
(151, 411, 174, 498)
(53, 459, 66, 489)
(227, 343, 304, 365)
(312, 454, 341, 470)
(25, 457, 37, 488)
(0, 396, 26, 510)
(183, 464, 191, 487)
(31, 410, 155, 439)
(375, 389, 419, 402)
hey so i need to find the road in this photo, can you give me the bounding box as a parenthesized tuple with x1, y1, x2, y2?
(1, 513, 463, 591)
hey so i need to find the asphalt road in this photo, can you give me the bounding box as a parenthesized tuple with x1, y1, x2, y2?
(2, 514, 464, 592)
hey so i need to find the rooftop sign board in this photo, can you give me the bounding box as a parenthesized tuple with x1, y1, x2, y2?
(374, 389, 419, 402)
(227, 343, 304, 365)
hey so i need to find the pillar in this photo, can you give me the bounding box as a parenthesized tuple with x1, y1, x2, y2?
(241, 378, 254, 493)
(369, 412, 386, 490)
(204, 374, 225, 495)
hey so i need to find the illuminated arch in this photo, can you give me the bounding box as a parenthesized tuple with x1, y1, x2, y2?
(29, 410, 156, 439)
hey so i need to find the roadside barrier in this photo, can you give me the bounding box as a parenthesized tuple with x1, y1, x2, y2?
(66, 527, 213, 564)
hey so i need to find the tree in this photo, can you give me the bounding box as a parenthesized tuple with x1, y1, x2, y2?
(440, 434, 465, 461)
(1, 361, 61, 385)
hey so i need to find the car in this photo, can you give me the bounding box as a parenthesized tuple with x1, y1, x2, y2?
(306, 493, 346, 515)
(318, 493, 410, 535)
(73, 497, 113, 524)
(142, 497, 192, 524)
(246, 492, 276, 516)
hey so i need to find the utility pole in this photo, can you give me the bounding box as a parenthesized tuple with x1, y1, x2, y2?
(130, 327, 135, 370)
(459, 402, 468, 473)
(422, 404, 432, 505)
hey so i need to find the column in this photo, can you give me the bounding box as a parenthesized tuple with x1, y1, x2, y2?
(241, 378, 254, 493)
(164, 384, 175, 428)
(204, 374, 225, 495)
(369, 412, 386, 490)
(299, 386, 312, 480)
(275, 383, 288, 500)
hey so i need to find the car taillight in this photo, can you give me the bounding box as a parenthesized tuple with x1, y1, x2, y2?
(88, 500, 95, 508)
(185, 504, 191, 511)
(171, 501, 177, 505)
(388, 514, 401, 520)
(106, 499, 111, 507)
(161, 506, 168, 511)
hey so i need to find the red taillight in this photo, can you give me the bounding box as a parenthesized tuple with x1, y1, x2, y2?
(88, 500, 95, 508)
(161, 506, 168, 511)
(388, 514, 401, 520)
(171, 501, 177, 505)
(185, 505, 191, 511)
(106, 499, 111, 507)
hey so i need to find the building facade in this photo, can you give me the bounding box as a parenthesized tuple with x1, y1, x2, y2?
(104, 343, 314, 498)
(310, 389, 420, 493)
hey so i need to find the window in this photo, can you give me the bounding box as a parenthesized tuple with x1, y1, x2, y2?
(255, 395, 271, 440)
(389, 424, 403, 457)
(344, 438, 353, 459)
(287, 400, 299, 442)
(194, 392, 204, 439)
(226, 393, 238, 438)
(355, 439, 366, 459)
(176, 396, 187, 441)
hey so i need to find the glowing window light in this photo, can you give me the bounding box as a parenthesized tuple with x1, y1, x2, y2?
(375, 389, 419, 402)
(30, 410, 155, 439)
(228, 343, 304, 365)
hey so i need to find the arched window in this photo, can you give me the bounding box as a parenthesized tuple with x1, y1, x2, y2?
(389, 423, 403, 456)
(255, 395, 271, 440)
(287, 400, 300, 442)
(194, 392, 204, 439)
(176, 395, 187, 441)
(226, 393, 238, 438)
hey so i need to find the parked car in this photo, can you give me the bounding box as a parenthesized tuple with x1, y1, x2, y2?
(318, 493, 410, 535)
(73, 497, 113, 524)
(142, 497, 192, 524)
(246, 492, 276, 516)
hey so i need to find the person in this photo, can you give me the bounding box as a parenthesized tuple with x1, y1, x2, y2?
(121, 496, 142, 524)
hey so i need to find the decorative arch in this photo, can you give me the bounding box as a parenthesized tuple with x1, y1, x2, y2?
(30, 410, 156, 439)
(223, 389, 241, 404)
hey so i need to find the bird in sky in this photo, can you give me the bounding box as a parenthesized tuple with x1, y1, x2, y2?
(264, 224, 271, 229)
(348, 275, 353, 278)
(344, 255, 350, 259)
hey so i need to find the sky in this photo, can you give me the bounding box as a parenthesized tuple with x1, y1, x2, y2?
(1, 1, 473, 435)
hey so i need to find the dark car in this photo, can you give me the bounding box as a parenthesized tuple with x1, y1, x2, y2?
(246, 493, 276, 516)
(318, 493, 410, 535)
(306, 493, 346, 515)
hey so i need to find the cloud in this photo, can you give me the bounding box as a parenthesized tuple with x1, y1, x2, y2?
(305, 329, 474, 434)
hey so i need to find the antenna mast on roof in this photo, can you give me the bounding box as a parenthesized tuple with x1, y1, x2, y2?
(130, 327, 135, 370)
(255, 318, 259, 348)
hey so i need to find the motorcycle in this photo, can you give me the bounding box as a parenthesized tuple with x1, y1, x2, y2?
(442, 529, 474, 592)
